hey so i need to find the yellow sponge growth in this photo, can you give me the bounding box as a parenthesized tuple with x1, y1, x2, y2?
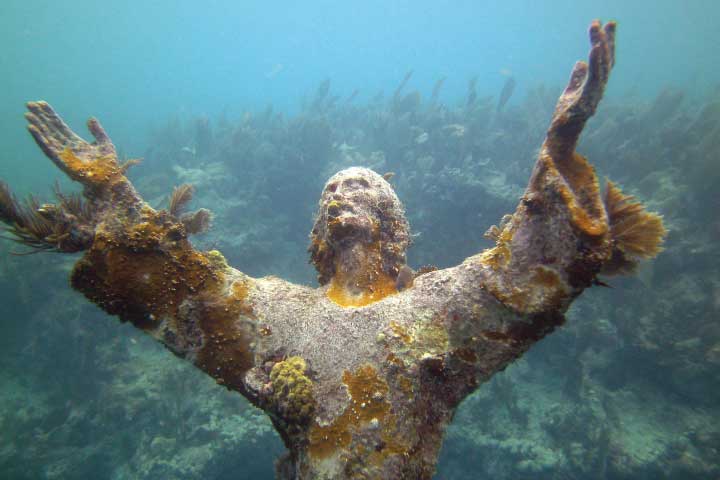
(270, 356, 315, 424)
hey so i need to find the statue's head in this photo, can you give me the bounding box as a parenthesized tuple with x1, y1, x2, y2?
(309, 167, 410, 286)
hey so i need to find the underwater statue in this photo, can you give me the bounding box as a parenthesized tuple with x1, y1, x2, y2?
(0, 21, 666, 479)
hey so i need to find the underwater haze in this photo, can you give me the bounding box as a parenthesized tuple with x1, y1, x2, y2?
(1, 0, 719, 479)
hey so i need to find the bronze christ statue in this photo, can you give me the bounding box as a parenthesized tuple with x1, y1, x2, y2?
(0, 21, 665, 479)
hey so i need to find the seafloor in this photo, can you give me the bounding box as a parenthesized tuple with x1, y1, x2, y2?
(0, 80, 718, 479)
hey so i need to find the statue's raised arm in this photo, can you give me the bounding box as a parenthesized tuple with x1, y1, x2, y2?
(475, 21, 664, 315)
(0, 21, 665, 480)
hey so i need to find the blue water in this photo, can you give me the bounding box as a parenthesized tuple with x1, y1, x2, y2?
(2, 0, 717, 188)
(1, 1, 719, 479)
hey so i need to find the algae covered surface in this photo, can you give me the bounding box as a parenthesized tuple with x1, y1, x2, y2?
(1, 1, 719, 479)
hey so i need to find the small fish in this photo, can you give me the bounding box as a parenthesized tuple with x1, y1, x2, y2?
(415, 265, 438, 276)
(265, 63, 284, 79)
(593, 278, 613, 288)
(336, 142, 356, 152)
(180, 146, 196, 156)
(443, 124, 465, 138)
(382, 172, 395, 181)
(496, 76, 516, 112)
(395, 265, 415, 291)
(415, 132, 429, 144)
(346, 89, 360, 103)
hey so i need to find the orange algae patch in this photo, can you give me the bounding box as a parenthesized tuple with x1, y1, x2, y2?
(542, 151, 608, 237)
(308, 365, 407, 464)
(527, 266, 567, 310)
(385, 352, 405, 368)
(196, 277, 256, 390)
(71, 207, 255, 390)
(342, 365, 390, 421)
(326, 241, 399, 307)
(308, 417, 352, 460)
(326, 272, 397, 307)
(397, 375, 414, 396)
(59, 147, 124, 187)
(389, 321, 412, 344)
(72, 225, 222, 329)
(532, 265, 563, 289)
(479, 224, 514, 270)
(493, 265, 568, 313)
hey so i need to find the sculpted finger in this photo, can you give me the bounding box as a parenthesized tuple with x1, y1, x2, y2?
(87, 118, 111, 146)
(587, 21, 616, 93)
(27, 124, 69, 173)
(604, 21, 616, 67)
(545, 21, 617, 154)
(35, 101, 83, 144)
(25, 109, 66, 158)
(27, 123, 56, 159)
(589, 20, 603, 49)
(26, 101, 82, 146)
(586, 28, 609, 89)
(564, 61, 588, 96)
(24, 110, 54, 145)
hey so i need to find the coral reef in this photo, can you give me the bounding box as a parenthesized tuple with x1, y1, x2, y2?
(3, 19, 712, 480)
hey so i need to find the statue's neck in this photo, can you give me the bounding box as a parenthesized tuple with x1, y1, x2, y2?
(326, 242, 397, 307)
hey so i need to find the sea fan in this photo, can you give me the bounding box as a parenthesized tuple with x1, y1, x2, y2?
(601, 181, 667, 275)
(181, 208, 212, 235)
(169, 184, 194, 217)
(0, 181, 94, 253)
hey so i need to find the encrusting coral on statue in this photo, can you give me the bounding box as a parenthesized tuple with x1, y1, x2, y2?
(0, 21, 666, 479)
(269, 356, 316, 426)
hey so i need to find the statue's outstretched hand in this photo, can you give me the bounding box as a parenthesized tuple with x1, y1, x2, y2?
(547, 20, 616, 155)
(0, 103, 141, 253)
(478, 21, 623, 314)
(25, 101, 136, 190)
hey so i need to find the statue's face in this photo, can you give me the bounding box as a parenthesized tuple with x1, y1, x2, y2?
(309, 167, 410, 283)
(323, 172, 379, 246)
